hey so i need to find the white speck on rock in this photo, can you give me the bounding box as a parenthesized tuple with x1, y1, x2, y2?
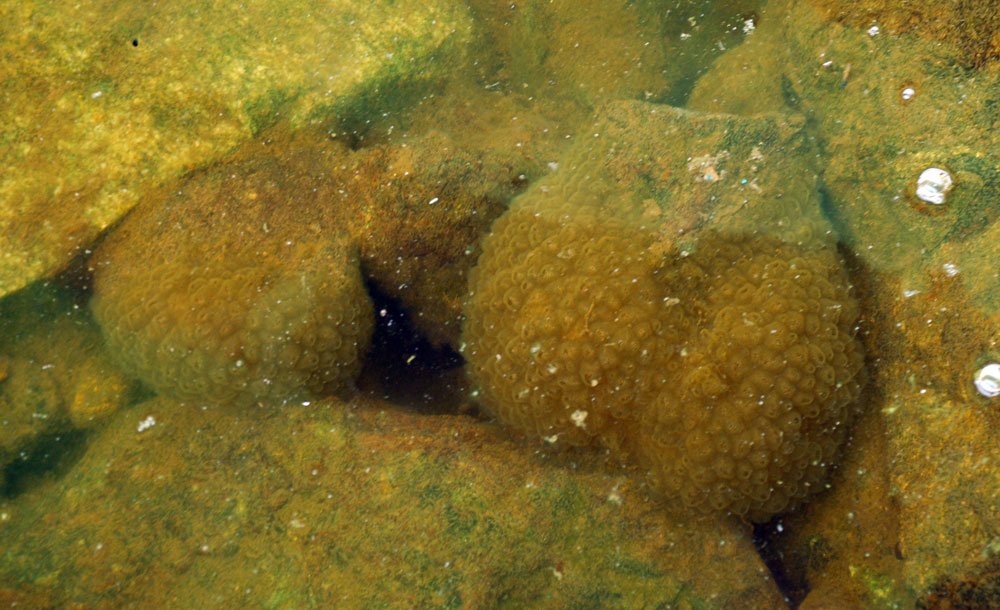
(137, 415, 156, 432)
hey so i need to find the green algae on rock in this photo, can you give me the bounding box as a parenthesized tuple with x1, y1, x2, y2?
(807, 0, 1000, 69)
(0, 282, 134, 493)
(687, 0, 1000, 280)
(466, 0, 765, 117)
(685, 0, 1000, 603)
(0, 0, 472, 300)
(0, 395, 788, 608)
(463, 102, 866, 522)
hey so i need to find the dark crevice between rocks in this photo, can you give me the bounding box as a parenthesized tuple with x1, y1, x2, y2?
(56, 250, 99, 300)
(752, 518, 808, 608)
(1, 428, 89, 499)
(818, 184, 854, 254)
(356, 279, 469, 415)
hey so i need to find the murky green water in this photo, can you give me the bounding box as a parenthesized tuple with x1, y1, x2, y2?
(2, 1, 999, 608)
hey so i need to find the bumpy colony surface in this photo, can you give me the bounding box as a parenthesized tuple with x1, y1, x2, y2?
(463, 208, 866, 521)
(91, 155, 373, 407)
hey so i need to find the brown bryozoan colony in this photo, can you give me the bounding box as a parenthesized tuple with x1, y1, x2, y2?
(91, 151, 373, 407)
(462, 207, 865, 521)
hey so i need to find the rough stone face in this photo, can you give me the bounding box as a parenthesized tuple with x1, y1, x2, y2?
(0, 395, 788, 608)
(807, 0, 1000, 68)
(687, 0, 1000, 279)
(463, 102, 866, 522)
(0, 0, 473, 299)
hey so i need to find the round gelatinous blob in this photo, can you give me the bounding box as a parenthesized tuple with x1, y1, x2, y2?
(629, 234, 865, 522)
(93, 243, 372, 407)
(91, 155, 373, 407)
(462, 208, 679, 448)
(463, 212, 867, 523)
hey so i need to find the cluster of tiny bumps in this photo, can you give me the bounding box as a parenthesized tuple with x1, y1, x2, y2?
(88, 137, 865, 522)
(91, 154, 373, 407)
(92, 244, 371, 407)
(462, 206, 865, 521)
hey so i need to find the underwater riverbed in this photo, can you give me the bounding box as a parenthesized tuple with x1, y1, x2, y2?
(2, 1, 1000, 608)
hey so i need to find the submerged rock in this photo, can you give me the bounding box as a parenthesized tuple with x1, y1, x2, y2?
(0, 282, 133, 494)
(688, 0, 1000, 279)
(0, 395, 788, 608)
(0, 0, 473, 299)
(685, 0, 1000, 604)
(807, 0, 1000, 68)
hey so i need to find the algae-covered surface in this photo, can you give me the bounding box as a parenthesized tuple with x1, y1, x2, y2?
(3, 0, 1000, 608)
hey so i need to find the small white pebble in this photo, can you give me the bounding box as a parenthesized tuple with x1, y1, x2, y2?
(915, 167, 953, 205)
(607, 488, 623, 505)
(137, 415, 156, 432)
(974, 363, 1000, 398)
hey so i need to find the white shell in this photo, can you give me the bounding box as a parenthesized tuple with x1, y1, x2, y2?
(974, 363, 1000, 398)
(915, 167, 953, 205)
